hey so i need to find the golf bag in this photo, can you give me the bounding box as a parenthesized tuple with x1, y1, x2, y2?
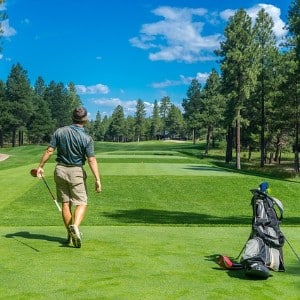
(241, 182, 285, 278)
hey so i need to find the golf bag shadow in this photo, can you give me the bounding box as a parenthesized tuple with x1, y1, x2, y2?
(240, 182, 285, 279)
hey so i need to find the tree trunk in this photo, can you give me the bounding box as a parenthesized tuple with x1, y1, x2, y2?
(18, 130, 24, 146)
(0, 130, 3, 148)
(260, 77, 265, 168)
(225, 126, 233, 163)
(236, 109, 241, 170)
(205, 125, 211, 155)
(192, 128, 196, 144)
(12, 129, 16, 147)
(294, 120, 300, 173)
(274, 136, 281, 162)
(248, 146, 252, 161)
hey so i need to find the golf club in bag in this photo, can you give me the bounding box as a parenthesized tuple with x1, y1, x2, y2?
(30, 169, 62, 212)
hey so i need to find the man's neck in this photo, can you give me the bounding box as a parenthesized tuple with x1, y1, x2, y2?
(73, 123, 84, 128)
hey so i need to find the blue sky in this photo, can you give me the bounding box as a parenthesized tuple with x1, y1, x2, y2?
(0, 0, 290, 119)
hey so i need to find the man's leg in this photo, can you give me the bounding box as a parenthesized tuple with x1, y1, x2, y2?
(62, 202, 72, 228)
(73, 204, 87, 227)
(62, 202, 72, 244)
(68, 167, 88, 248)
(69, 205, 87, 248)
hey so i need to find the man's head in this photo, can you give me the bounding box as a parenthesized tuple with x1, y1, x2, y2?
(72, 107, 88, 124)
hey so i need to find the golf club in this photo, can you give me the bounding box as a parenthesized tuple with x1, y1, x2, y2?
(30, 169, 62, 212)
(285, 237, 300, 262)
(235, 232, 252, 260)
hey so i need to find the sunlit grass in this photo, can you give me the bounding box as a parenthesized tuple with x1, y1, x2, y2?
(0, 141, 299, 299)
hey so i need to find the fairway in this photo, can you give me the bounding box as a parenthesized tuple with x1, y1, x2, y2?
(1, 226, 299, 299)
(0, 142, 300, 299)
(100, 162, 240, 176)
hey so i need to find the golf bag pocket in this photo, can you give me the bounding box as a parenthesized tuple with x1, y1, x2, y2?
(241, 237, 270, 278)
(242, 237, 268, 265)
(241, 236, 284, 273)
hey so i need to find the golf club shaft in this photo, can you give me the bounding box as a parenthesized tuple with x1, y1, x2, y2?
(236, 232, 252, 260)
(236, 243, 246, 260)
(41, 176, 62, 212)
(285, 237, 300, 262)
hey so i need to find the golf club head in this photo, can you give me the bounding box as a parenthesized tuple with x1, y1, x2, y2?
(30, 168, 38, 177)
(217, 255, 243, 270)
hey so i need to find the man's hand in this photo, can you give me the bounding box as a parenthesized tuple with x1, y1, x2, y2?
(95, 180, 102, 193)
(36, 167, 44, 178)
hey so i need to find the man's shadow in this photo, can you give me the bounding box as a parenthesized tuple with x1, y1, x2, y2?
(5, 231, 68, 252)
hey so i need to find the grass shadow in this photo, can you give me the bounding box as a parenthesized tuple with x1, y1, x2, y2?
(5, 231, 67, 248)
(183, 165, 229, 172)
(103, 209, 250, 225)
(212, 161, 300, 182)
(103, 209, 300, 226)
(285, 264, 300, 277)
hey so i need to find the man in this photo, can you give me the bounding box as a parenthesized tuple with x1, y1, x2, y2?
(36, 107, 101, 248)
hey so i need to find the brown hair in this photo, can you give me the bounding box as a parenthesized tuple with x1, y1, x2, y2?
(72, 107, 88, 123)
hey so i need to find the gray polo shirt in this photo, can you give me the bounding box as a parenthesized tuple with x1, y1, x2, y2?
(49, 124, 95, 166)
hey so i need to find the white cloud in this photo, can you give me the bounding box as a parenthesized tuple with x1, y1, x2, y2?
(220, 4, 287, 39)
(248, 4, 287, 38)
(75, 83, 109, 94)
(131, 4, 287, 64)
(1, 19, 17, 37)
(0, 54, 3, 60)
(21, 18, 30, 24)
(219, 9, 235, 21)
(0, 2, 16, 37)
(93, 97, 125, 107)
(93, 97, 154, 116)
(130, 6, 222, 63)
(152, 79, 178, 88)
(0, 2, 6, 11)
(151, 72, 209, 88)
(195, 72, 210, 83)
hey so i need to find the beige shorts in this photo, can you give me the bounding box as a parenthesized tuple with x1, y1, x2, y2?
(54, 165, 88, 205)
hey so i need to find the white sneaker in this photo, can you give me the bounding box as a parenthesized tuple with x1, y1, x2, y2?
(69, 225, 82, 248)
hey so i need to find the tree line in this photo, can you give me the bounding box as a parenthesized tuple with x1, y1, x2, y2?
(1, 2, 300, 171)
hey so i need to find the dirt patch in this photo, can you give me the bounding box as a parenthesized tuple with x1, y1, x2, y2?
(0, 154, 9, 161)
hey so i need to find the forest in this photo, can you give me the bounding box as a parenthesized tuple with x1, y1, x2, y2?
(1, 1, 300, 172)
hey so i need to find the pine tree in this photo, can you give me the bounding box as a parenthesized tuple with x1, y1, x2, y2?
(150, 100, 162, 140)
(287, 0, 300, 172)
(107, 105, 125, 142)
(135, 99, 146, 142)
(201, 69, 225, 155)
(5, 63, 34, 146)
(253, 8, 278, 167)
(182, 79, 203, 144)
(216, 9, 259, 169)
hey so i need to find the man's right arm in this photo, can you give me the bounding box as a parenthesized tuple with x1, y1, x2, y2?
(36, 146, 55, 177)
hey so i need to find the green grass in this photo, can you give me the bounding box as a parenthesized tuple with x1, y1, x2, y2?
(0, 141, 300, 299)
(1, 226, 299, 299)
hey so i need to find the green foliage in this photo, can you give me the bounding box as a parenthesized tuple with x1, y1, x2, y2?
(107, 105, 126, 141)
